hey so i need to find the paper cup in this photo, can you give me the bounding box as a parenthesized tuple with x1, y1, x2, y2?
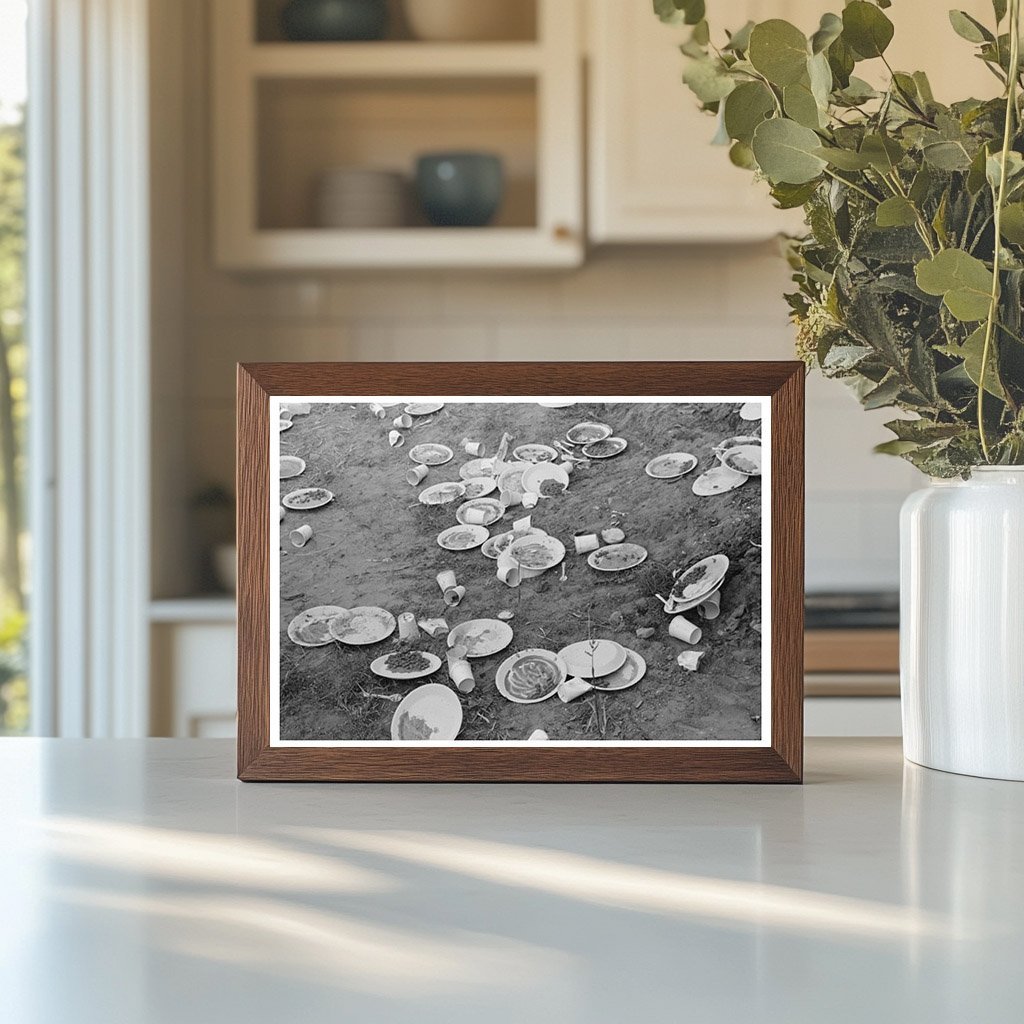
(513, 515, 532, 535)
(418, 617, 449, 638)
(444, 585, 466, 607)
(436, 569, 458, 593)
(669, 615, 702, 644)
(463, 440, 485, 456)
(289, 525, 313, 548)
(528, 729, 549, 742)
(393, 413, 413, 428)
(557, 677, 593, 703)
(677, 650, 705, 671)
(462, 508, 489, 526)
(279, 408, 295, 422)
(447, 645, 475, 693)
(521, 491, 539, 509)
(558, 459, 574, 475)
(368, 402, 387, 419)
(388, 430, 404, 447)
(407, 464, 429, 486)
(499, 487, 520, 508)
(398, 612, 420, 641)
(496, 552, 521, 588)
(574, 532, 599, 554)
(699, 591, 721, 620)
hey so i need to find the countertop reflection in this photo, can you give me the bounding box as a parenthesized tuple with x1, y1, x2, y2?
(1, 738, 1020, 1023)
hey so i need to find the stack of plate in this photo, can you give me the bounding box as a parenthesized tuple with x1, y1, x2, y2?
(315, 168, 407, 229)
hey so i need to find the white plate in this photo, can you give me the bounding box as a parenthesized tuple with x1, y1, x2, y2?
(278, 420, 293, 432)
(558, 640, 627, 679)
(282, 487, 334, 510)
(418, 481, 466, 506)
(447, 619, 514, 658)
(437, 524, 489, 551)
(645, 452, 697, 479)
(455, 498, 505, 527)
(328, 606, 397, 645)
(391, 683, 462, 741)
(279, 456, 306, 480)
(287, 606, 346, 647)
(459, 458, 495, 480)
(481, 527, 544, 560)
(566, 422, 612, 445)
(692, 466, 748, 495)
(671, 554, 729, 604)
(661, 575, 725, 614)
(409, 443, 453, 466)
(720, 444, 762, 477)
(715, 435, 761, 455)
(582, 437, 628, 459)
(512, 443, 559, 464)
(495, 649, 566, 704)
(508, 534, 566, 571)
(522, 463, 570, 497)
(591, 648, 647, 692)
(404, 401, 445, 416)
(371, 651, 443, 681)
(462, 476, 498, 499)
(588, 543, 648, 572)
(537, 400, 576, 408)
(739, 402, 762, 421)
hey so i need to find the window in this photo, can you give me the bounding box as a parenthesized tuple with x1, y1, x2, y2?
(0, 0, 27, 734)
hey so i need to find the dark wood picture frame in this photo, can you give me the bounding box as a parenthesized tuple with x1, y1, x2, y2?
(237, 362, 804, 782)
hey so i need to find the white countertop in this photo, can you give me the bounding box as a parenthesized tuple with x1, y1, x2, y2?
(1, 738, 1020, 1023)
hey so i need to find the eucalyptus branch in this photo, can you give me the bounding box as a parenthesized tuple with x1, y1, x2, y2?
(978, 0, 1021, 461)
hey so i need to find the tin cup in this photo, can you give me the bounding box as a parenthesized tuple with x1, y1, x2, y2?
(393, 413, 413, 429)
(398, 612, 420, 642)
(574, 532, 600, 554)
(407, 464, 429, 486)
(388, 430, 404, 447)
(444, 585, 466, 608)
(289, 525, 313, 548)
(669, 615, 702, 644)
(368, 402, 387, 419)
(463, 440, 485, 456)
(436, 569, 458, 594)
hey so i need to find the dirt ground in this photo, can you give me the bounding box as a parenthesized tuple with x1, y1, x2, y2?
(278, 400, 763, 742)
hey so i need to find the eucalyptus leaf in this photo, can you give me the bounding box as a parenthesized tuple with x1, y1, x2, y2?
(841, 1, 895, 59)
(810, 12, 843, 54)
(653, 0, 705, 26)
(729, 140, 757, 169)
(940, 326, 1006, 398)
(993, 0, 1008, 23)
(724, 20, 755, 53)
(748, 19, 809, 86)
(860, 133, 904, 173)
(751, 118, 828, 184)
(915, 250, 994, 321)
(948, 10, 994, 44)
(1001, 203, 1024, 245)
(784, 80, 824, 129)
(876, 197, 919, 228)
(923, 140, 973, 171)
(683, 57, 736, 103)
(814, 146, 872, 171)
(723, 81, 775, 144)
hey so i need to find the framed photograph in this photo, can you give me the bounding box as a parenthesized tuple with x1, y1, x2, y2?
(237, 362, 804, 782)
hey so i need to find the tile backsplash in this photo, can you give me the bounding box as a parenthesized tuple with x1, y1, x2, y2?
(181, 246, 916, 593)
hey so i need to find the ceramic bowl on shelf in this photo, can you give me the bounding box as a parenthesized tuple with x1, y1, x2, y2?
(315, 167, 407, 229)
(281, 0, 389, 41)
(403, 0, 535, 42)
(415, 152, 504, 227)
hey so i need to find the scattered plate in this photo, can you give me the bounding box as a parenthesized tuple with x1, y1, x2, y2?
(537, 400, 576, 408)
(287, 606, 346, 647)
(447, 619, 514, 658)
(391, 683, 462, 741)
(405, 401, 445, 416)
(282, 487, 334, 510)
(281, 402, 311, 417)
(588, 543, 648, 572)
(455, 497, 506, 527)
(462, 476, 498, 499)
(672, 554, 729, 604)
(508, 534, 566, 571)
(371, 650, 443, 681)
(459, 458, 495, 480)
(558, 639, 627, 680)
(582, 436, 628, 459)
(409, 443, 454, 466)
(645, 452, 697, 479)
(495, 462, 533, 499)
(278, 420, 293, 432)
(739, 402, 762, 421)
(716, 435, 761, 454)
(495, 649, 566, 704)
(419, 481, 466, 505)
(328, 606, 397, 646)
(438, 524, 489, 551)
(481, 527, 544, 560)
(512, 443, 559, 464)
(591, 648, 647, 692)
(720, 444, 762, 477)
(522, 463, 570, 497)
(662, 576, 725, 615)
(280, 456, 306, 480)
(692, 466, 748, 495)
(566, 422, 612, 446)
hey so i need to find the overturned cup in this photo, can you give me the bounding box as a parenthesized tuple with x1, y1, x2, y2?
(398, 611, 421, 642)
(447, 645, 475, 693)
(436, 569, 458, 594)
(289, 524, 313, 548)
(444, 585, 467, 608)
(574, 532, 600, 554)
(669, 614, 702, 644)
(368, 402, 387, 419)
(388, 430, 404, 448)
(699, 591, 721, 620)
(463, 439, 486, 456)
(407, 464, 429, 486)
(496, 552, 521, 588)
(393, 413, 413, 429)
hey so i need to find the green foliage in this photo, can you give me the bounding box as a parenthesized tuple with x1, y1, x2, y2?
(659, 0, 1024, 476)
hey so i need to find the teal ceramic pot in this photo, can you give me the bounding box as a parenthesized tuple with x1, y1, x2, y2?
(281, 0, 388, 41)
(415, 153, 505, 227)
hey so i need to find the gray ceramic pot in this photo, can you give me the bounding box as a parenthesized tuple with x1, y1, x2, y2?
(415, 152, 505, 227)
(281, 0, 388, 41)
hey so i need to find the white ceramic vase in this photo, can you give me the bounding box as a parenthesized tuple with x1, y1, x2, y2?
(900, 468, 1024, 780)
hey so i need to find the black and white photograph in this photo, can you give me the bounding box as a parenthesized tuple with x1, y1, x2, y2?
(271, 396, 770, 745)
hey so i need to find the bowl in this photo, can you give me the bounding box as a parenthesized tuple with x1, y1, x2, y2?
(281, 0, 388, 41)
(403, 0, 535, 41)
(316, 168, 407, 228)
(415, 152, 504, 227)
